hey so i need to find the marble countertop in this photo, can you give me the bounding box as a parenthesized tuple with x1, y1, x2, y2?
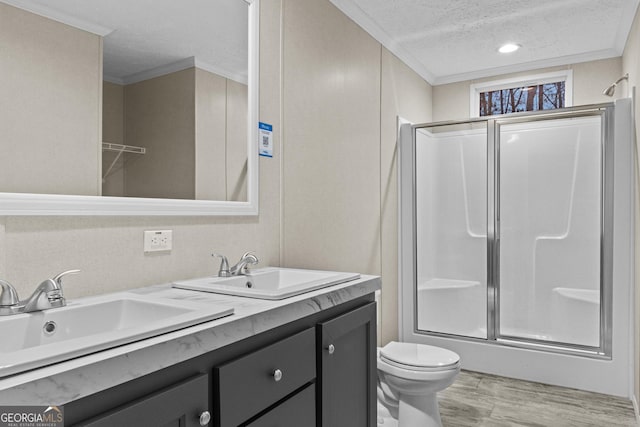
(0, 274, 380, 405)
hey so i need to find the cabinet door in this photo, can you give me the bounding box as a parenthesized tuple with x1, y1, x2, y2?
(75, 374, 210, 427)
(317, 302, 376, 427)
(244, 384, 315, 427)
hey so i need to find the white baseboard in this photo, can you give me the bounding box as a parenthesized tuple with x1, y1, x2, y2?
(632, 394, 640, 425)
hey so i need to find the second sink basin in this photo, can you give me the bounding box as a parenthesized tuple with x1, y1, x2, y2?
(0, 293, 233, 378)
(172, 267, 361, 300)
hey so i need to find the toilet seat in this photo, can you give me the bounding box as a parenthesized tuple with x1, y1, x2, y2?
(380, 342, 460, 372)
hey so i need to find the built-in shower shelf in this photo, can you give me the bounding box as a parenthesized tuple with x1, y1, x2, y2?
(418, 278, 481, 290)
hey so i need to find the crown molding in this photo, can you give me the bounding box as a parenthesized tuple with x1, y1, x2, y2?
(102, 75, 125, 86)
(432, 48, 620, 86)
(0, 0, 112, 36)
(114, 57, 247, 86)
(194, 59, 248, 86)
(120, 57, 197, 85)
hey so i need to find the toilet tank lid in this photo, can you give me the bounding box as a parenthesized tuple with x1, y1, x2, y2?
(380, 342, 460, 368)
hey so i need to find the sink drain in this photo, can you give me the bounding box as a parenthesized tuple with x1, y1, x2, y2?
(43, 321, 57, 336)
(246, 281, 253, 288)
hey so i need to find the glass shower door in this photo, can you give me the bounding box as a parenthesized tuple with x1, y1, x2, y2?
(497, 115, 603, 348)
(415, 123, 487, 339)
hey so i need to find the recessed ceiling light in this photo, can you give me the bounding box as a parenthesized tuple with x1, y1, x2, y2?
(498, 43, 521, 54)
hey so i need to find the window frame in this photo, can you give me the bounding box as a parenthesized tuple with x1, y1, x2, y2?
(469, 70, 574, 118)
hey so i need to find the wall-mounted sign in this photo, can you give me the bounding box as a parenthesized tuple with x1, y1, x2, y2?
(259, 122, 273, 158)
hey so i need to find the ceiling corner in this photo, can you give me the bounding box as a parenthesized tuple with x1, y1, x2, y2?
(615, 0, 640, 55)
(329, 0, 436, 85)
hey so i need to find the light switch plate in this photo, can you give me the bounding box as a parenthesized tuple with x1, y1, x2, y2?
(144, 230, 173, 252)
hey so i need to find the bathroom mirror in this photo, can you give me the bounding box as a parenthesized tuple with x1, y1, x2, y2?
(0, 0, 259, 215)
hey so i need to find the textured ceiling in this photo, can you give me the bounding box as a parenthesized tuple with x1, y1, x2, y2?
(331, 0, 640, 85)
(6, 0, 639, 86)
(3, 0, 248, 84)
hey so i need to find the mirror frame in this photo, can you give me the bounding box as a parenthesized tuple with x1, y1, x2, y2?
(0, 0, 259, 216)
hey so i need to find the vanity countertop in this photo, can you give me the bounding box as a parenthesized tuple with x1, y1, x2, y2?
(0, 274, 380, 405)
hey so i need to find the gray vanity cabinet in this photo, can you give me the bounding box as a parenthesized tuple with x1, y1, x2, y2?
(317, 302, 377, 427)
(76, 374, 210, 427)
(64, 294, 376, 427)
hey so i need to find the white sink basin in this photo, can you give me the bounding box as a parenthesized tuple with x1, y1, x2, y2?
(172, 267, 360, 300)
(0, 292, 233, 378)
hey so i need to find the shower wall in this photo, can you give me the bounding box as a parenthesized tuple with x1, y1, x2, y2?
(415, 126, 486, 338)
(401, 100, 634, 397)
(415, 116, 603, 346)
(498, 117, 602, 347)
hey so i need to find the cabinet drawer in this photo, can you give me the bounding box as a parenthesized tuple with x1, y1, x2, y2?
(245, 383, 315, 427)
(215, 327, 316, 427)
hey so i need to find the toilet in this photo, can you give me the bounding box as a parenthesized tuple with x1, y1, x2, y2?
(377, 341, 460, 427)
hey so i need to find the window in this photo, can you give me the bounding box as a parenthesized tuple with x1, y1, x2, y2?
(470, 70, 573, 117)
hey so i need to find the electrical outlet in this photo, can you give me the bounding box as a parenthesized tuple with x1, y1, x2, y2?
(144, 230, 173, 253)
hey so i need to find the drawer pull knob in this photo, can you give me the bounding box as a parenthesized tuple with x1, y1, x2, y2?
(328, 344, 335, 355)
(273, 369, 283, 382)
(199, 411, 211, 426)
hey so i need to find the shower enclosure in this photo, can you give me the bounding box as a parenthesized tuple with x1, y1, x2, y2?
(399, 100, 634, 397)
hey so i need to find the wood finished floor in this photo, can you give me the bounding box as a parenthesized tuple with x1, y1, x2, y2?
(438, 370, 637, 426)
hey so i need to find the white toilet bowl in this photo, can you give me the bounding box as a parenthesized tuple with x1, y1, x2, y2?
(377, 342, 460, 427)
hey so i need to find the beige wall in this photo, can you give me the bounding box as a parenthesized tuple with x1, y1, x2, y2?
(622, 2, 640, 407)
(105, 67, 247, 201)
(433, 58, 623, 121)
(124, 68, 197, 199)
(0, 3, 102, 196)
(194, 70, 249, 202)
(102, 81, 125, 196)
(226, 80, 249, 202)
(282, 0, 382, 276)
(280, 0, 433, 344)
(380, 49, 432, 343)
(194, 68, 227, 201)
(102, 82, 125, 145)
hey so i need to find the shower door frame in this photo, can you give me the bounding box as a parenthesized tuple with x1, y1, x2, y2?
(406, 103, 615, 359)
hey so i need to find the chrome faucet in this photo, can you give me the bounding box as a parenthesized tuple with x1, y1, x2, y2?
(22, 270, 79, 312)
(0, 279, 21, 316)
(212, 252, 259, 277)
(0, 270, 79, 316)
(230, 252, 259, 276)
(213, 254, 232, 277)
